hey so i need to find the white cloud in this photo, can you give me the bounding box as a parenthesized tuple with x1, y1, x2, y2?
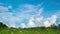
(0, 13, 15, 27)
(50, 15, 57, 25)
(20, 23, 26, 28)
(18, 4, 36, 13)
(55, 11, 60, 18)
(43, 19, 51, 27)
(34, 16, 44, 27)
(0, 6, 8, 12)
(27, 16, 37, 28)
(33, 15, 58, 27)
(8, 5, 12, 9)
(36, 8, 43, 16)
(43, 15, 58, 27)
(17, 4, 44, 15)
(0, 5, 16, 27)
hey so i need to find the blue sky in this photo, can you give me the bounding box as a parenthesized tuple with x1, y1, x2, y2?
(0, 0, 60, 28)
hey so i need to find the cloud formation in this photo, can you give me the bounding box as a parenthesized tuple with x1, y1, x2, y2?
(0, 3, 60, 28)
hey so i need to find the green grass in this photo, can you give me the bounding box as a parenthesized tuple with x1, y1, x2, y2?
(0, 28, 60, 34)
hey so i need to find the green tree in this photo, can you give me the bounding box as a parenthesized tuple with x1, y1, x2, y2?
(51, 24, 57, 29)
(0, 22, 8, 31)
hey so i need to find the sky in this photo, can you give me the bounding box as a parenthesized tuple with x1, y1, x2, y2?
(0, 0, 60, 28)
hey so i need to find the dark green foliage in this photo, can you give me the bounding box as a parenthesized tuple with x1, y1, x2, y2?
(51, 24, 57, 29)
(0, 22, 8, 31)
(57, 24, 60, 29)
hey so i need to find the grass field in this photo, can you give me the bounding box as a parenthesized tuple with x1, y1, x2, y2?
(0, 28, 60, 34)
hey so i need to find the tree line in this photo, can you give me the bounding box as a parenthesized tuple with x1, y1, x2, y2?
(0, 22, 60, 31)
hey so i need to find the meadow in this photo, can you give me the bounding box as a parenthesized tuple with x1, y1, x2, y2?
(0, 27, 60, 34)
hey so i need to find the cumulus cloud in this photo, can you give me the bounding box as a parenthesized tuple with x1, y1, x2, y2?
(42, 15, 58, 27)
(32, 14, 58, 27)
(20, 23, 26, 28)
(34, 16, 44, 27)
(27, 16, 37, 28)
(43, 19, 51, 27)
(50, 15, 57, 25)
